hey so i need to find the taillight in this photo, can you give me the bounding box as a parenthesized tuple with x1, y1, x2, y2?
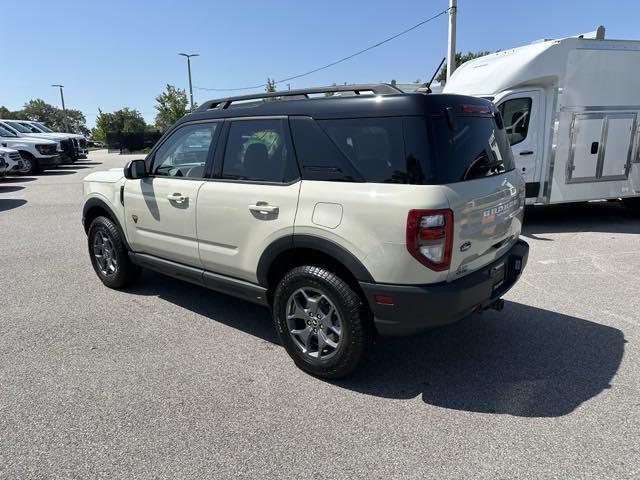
(460, 103, 492, 114)
(406, 209, 453, 271)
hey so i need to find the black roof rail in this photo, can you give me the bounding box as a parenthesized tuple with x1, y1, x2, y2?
(195, 83, 403, 112)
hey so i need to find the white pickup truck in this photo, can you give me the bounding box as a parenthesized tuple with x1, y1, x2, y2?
(0, 119, 76, 164)
(18, 120, 88, 159)
(0, 125, 60, 174)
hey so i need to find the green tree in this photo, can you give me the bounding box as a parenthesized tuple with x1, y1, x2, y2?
(265, 78, 276, 93)
(0, 106, 18, 119)
(436, 51, 491, 83)
(92, 108, 147, 141)
(154, 84, 189, 131)
(21, 99, 89, 135)
(325, 82, 338, 97)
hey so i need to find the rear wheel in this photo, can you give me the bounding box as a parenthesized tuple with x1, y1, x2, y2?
(18, 152, 39, 175)
(273, 266, 372, 378)
(88, 216, 141, 288)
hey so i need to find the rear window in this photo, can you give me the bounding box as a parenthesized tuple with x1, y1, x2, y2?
(429, 115, 515, 183)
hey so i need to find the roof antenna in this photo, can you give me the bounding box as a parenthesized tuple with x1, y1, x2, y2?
(424, 57, 446, 93)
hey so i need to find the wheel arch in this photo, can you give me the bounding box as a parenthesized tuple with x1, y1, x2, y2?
(82, 197, 131, 251)
(258, 235, 375, 300)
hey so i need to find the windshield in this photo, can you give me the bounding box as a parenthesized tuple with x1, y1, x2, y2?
(6, 121, 33, 134)
(35, 122, 54, 133)
(0, 126, 18, 137)
(20, 122, 44, 133)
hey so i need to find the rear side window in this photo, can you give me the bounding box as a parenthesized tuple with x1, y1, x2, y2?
(289, 117, 361, 182)
(222, 119, 299, 183)
(319, 118, 408, 183)
(430, 115, 515, 183)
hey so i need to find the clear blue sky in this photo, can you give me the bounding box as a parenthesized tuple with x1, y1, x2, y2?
(1, 0, 638, 128)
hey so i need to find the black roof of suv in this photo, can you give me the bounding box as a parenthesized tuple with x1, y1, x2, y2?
(177, 83, 496, 125)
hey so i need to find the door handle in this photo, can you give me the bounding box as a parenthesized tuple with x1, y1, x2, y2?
(167, 193, 187, 204)
(519, 151, 534, 156)
(249, 203, 279, 215)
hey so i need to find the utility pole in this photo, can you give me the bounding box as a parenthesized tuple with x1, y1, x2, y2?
(51, 84, 67, 130)
(179, 53, 199, 111)
(447, 0, 457, 82)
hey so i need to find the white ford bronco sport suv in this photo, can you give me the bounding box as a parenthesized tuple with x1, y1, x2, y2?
(83, 84, 529, 378)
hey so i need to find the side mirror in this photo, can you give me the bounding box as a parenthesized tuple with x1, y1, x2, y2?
(124, 159, 147, 179)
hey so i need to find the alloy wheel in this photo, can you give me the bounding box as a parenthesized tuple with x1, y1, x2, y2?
(286, 287, 343, 360)
(92, 230, 118, 276)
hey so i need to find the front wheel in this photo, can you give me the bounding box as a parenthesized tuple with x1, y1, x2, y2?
(18, 153, 39, 175)
(273, 266, 372, 379)
(88, 216, 141, 289)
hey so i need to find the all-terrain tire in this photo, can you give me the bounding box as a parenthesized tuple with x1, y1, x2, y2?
(273, 265, 372, 379)
(88, 216, 141, 289)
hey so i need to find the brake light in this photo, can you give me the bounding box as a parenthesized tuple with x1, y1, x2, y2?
(406, 209, 453, 271)
(460, 103, 492, 114)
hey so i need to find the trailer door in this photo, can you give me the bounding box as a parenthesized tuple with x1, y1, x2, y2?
(497, 90, 542, 200)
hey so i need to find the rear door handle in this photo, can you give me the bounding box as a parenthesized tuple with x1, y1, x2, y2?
(519, 151, 534, 156)
(167, 193, 187, 204)
(249, 203, 279, 215)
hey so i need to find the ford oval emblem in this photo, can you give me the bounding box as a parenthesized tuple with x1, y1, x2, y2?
(460, 241, 472, 252)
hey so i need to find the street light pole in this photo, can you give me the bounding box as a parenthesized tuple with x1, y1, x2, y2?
(179, 53, 199, 111)
(446, 0, 457, 82)
(51, 84, 67, 130)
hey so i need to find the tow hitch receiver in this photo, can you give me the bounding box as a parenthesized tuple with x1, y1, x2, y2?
(488, 299, 505, 312)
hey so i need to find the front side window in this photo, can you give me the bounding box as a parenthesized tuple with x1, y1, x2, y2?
(499, 98, 532, 145)
(151, 122, 218, 179)
(6, 121, 33, 134)
(0, 126, 18, 138)
(20, 122, 42, 133)
(222, 119, 298, 183)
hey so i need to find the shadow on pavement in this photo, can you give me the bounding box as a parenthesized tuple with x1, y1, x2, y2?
(0, 199, 27, 212)
(336, 301, 624, 417)
(41, 170, 77, 176)
(523, 202, 639, 240)
(74, 161, 102, 166)
(126, 271, 624, 417)
(127, 271, 279, 343)
(0, 185, 24, 194)
(3, 177, 36, 182)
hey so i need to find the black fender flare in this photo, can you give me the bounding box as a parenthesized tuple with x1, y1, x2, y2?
(82, 197, 132, 251)
(256, 234, 375, 287)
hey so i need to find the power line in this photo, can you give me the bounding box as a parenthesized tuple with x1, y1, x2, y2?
(194, 8, 449, 93)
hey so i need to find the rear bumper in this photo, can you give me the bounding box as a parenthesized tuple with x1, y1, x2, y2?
(360, 239, 529, 336)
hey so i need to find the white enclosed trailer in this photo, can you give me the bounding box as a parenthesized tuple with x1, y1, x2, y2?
(443, 27, 640, 206)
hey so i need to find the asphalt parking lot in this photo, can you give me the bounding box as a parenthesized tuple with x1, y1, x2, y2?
(1, 150, 639, 479)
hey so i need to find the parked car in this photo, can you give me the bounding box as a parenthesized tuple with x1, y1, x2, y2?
(0, 125, 60, 174)
(0, 146, 23, 176)
(87, 139, 105, 148)
(443, 26, 640, 211)
(0, 120, 76, 164)
(82, 84, 529, 378)
(18, 121, 88, 159)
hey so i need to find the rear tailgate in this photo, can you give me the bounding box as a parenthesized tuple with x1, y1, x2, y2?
(427, 96, 525, 282)
(443, 171, 524, 281)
